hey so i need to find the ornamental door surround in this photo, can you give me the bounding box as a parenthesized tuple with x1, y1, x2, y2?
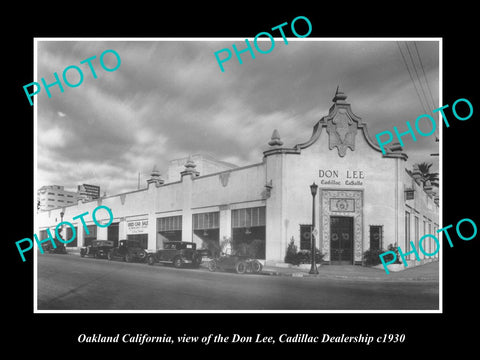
(320, 189, 363, 263)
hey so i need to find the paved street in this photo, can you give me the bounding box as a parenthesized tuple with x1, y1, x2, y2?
(37, 254, 439, 310)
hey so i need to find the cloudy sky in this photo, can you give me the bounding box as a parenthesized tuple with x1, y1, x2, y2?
(36, 39, 439, 196)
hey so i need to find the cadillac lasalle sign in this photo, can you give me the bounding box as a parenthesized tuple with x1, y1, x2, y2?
(126, 219, 148, 234)
(319, 169, 365, 186)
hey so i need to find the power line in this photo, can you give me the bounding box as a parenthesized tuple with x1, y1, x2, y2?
(396, 41, 429, 115)
(413, 42, 439, 142)
(413, 41, 437, 110)
(405, 42, 432, 111)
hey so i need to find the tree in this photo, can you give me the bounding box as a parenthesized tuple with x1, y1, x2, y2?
(415, 162, 439, 187)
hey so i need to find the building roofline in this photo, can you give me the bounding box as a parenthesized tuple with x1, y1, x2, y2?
(169, 152, 238, 169)
(193, 161, 264, 180)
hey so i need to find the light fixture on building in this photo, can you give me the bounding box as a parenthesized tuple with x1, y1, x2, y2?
(264, 180, 273, 198)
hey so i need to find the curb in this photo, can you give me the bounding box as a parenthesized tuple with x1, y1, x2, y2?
(260, 269, 438, 281)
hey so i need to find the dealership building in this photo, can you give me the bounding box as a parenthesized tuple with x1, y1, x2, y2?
(36, 88, 439, 265)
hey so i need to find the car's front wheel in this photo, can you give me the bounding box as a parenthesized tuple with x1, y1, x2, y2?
(235, 261, 247, 274)
(250, 260, 262, 273)
(173, 257, 183, 268)
(147, 255, 155, 266)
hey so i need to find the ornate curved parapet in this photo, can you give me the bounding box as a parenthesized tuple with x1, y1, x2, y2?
(296, 87, 407, 160)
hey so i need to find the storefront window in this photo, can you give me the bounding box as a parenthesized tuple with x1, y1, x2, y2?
(415, 216, 419, 252)
(84, 225, 97, 246)
(127, 234, 148, 249)
(231, 206, 266, 259)
(428, 222, 432, 254)
(108, 222, 119, 247)
(193, 212, 220, 255)
(157, 216, 182, 244)
(299, 224, 312, 250)
(405, 211, 411, 255)
(65, 226, 77, 247)
(369, 225, 383, 250)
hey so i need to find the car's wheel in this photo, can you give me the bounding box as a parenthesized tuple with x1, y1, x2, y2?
(251, 260, 262, 273)
(125, 253, 132, 262)
(173, 257, 183, 268)
(236, 261, 247, 274)
(147, 255, 155, 266)
(107, 251, 113, 261)
(208, 260, 217, 272)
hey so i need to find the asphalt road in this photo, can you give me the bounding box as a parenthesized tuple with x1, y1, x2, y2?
(37, 254, 439, 310)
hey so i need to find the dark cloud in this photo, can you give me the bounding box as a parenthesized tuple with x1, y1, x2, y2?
(36, 39, 440, 195)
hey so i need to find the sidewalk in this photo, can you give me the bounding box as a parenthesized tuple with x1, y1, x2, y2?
(260, 261, 439, 281)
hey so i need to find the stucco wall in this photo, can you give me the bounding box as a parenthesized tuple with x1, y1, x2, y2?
(191, 164, 266, 208)
(276, 124, 398, 263)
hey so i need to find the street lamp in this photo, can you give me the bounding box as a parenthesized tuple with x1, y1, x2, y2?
(309, 182, 319, 275)
(59, 211, 65, 242)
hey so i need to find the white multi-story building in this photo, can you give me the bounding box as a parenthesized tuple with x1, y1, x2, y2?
(37, 185, 80, 212)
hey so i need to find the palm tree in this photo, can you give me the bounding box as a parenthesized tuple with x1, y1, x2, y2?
(415, 162, 439, 187)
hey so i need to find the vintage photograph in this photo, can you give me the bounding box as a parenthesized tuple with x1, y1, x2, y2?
(34, 38, 440, 312)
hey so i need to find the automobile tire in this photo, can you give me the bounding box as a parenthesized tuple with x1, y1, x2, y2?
(208, 260, 217, 272)
(147, 255, 155, 266)
(236, 261, 247, 274)
(173, 257, 183, 268)
(251, 260, 262, 273)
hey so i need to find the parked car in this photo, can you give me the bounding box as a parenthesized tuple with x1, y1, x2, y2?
(41, 238, 68, 254)
(80, 240, 114, 259)
(208, 254, 263, 274)
(107, 239, 147, 262)
(146, 241, 209, 268)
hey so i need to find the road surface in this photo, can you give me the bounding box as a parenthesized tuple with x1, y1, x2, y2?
(37, 254, 438, 310)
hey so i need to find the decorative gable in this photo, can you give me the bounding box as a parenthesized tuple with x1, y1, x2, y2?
(263, 86, 407, 161)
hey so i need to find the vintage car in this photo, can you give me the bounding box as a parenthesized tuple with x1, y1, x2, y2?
(80, 240, 114, 259)
(146, 241, 208, 268)
(41, 238, 68, 254)
(107, 239, 147, 262)
(208, 254, 263, 274)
